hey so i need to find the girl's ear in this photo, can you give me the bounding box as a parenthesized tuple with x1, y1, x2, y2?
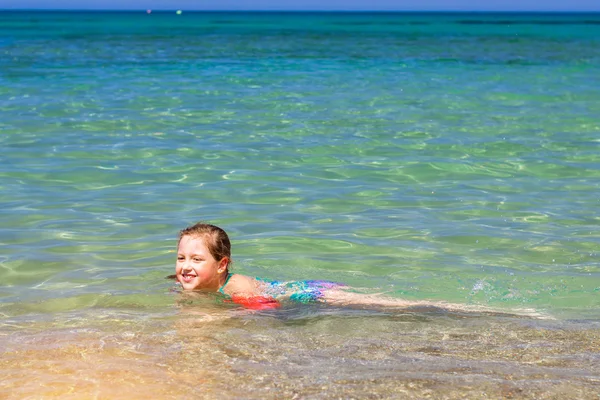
(217, 257, 229, 273)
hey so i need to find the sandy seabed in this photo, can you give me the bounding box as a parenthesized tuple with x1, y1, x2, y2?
(1, 305, 599, 399)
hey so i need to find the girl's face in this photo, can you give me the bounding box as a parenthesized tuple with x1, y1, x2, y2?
(176, 235, 228, 291)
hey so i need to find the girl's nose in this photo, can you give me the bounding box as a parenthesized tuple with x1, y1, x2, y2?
(180, 259, 192, 270)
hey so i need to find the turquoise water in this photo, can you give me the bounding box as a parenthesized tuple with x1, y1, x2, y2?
(1, 11, 600, 398)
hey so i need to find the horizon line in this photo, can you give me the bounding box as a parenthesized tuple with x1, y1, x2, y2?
(2, 9, 600, 13)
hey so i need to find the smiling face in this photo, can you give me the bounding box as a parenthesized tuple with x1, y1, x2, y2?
(176, 234, 229, 291)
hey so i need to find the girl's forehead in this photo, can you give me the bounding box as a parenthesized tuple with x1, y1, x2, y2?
(178, 234, 210, 247)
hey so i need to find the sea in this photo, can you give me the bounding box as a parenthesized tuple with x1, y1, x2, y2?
(1, 10, 599, 399)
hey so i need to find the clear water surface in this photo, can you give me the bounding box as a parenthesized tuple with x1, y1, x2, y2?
(1, 11, 599, 399)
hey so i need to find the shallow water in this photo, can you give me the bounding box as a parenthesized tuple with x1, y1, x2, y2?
(2, 305, 600, 399)
(1, 11, 600, 398)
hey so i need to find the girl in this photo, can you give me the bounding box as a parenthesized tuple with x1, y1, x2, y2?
(174, 222, 550, 318)
(175, 222, 339, 309)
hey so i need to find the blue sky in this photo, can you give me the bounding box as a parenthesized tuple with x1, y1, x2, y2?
(3, 0, 600, 11)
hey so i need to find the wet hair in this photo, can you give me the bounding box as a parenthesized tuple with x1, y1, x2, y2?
(178, 222, 231, 268)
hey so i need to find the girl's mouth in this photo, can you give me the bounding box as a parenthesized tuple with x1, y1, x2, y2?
(181, 273, 197, 283)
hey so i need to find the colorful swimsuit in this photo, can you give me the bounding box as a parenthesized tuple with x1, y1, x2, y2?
(258, 278, 341, 304)
(219, 274, 340, 306)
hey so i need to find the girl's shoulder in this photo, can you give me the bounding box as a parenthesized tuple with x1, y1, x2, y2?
(224, 274, 262, 296)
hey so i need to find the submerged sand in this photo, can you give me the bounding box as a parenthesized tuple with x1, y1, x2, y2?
(1, 305, 599, 399)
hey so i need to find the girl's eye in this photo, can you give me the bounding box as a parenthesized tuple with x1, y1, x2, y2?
(193, 258, 202, 262)
(177, 256, 185, 261)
